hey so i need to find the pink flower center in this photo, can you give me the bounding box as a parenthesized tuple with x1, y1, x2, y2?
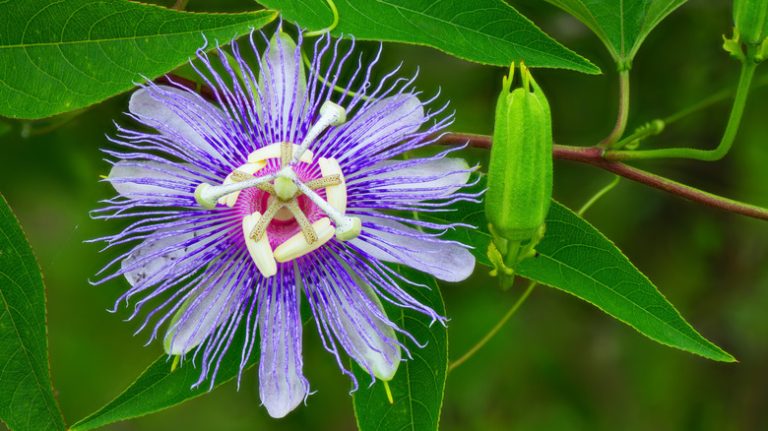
(234, 158, 327, 248)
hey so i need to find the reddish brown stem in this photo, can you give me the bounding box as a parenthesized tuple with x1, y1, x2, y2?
(441, 133, 768, 221)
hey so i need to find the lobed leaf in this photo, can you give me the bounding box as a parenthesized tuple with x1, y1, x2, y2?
(0, 0, 277, 119)
(0, 195, 66, 431)
(352, 267, 448, 431)
(256, 0, 600, 74)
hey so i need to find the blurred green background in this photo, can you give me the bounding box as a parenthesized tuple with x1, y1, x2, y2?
(2, 1, 768, 430)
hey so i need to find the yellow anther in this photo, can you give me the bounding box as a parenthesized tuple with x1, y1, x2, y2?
(256, 182, 276, 195)
(280, 142, 293, 166)
(317, 157, 347, 214)
(249, 202, 281, 241)
(219, 161, 267, 207)
(242, 211, 277, 277)
(284, 199, 318, 244)
(304, 174, 342, 190)
(274, 217, 334, 262)
(248, 143, 314, 165)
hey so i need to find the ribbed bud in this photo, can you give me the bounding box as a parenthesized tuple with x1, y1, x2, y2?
(734, 0, 768, 44)
(486, 63, 552, 245)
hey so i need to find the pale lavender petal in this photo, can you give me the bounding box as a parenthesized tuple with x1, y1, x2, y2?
(108, 160, 196, 198)
(164, 268, 244, 355)
(334, 94, 423, 161)
(258, 31, 307, 143)
(351, 215, 475, 282)
(258, 280, 308, 418)
(352, 157, 472, 197)
(120, 230, 196, 286)
(129, 85, 226, 162)
(327, 265, 401, 380)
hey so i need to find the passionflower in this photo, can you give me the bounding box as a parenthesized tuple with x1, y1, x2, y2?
(93, 28, 477, 418)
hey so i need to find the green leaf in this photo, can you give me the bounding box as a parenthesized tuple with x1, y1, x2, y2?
(256, 0, 600, 74)
(0, 1, 277, 119)
(70, 330, 257, 431)
(0, 195, 66, 431)
(352, 267, 447, 431)
(425, 177, 735, 362)
(544, 0, 686, 67)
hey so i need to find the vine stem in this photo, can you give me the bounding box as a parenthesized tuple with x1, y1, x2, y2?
(578, 176, 620, 215)
(599, 69, 630, 148)
(448, 280, 537, 372)
(606, 60, 758, 161)
(439, 133, 768, 221)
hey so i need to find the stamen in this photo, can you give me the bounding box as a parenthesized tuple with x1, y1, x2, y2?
(249, 200, 282, 241)
(292, 101, 347, 164)
(304, 174, 342, 190)
(218, 161, 267, 207)
(230, 170, 254, 182)
(242, 211, 277, 277)
(280, 142, 293, 167)
(273, 217, 335, 262)
(195, 173, 275, 209)
(248, 143, 314, 165)
(256, 182, 276, 195)
(284, 199, 318, 244)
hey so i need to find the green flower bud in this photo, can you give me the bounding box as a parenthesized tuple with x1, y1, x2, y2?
(733, 0, 768, 44)
(486, 63, 552, 244)
(485, 63, 552, 284)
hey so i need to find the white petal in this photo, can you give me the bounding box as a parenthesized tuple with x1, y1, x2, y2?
(351, 215, 475, 282)
(108, 160, 189, 197)
(258, 32, 307, 137)
(346, 94, 424, 151)
(259, 286, 307, 418)
(164, 273, 243, 355)
(329, 268, 401, 380)
(354, 157, 471, 197)
(129, 86, 225, 161)
(121, 230, 195, 286)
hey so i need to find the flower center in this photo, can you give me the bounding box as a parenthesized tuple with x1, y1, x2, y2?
(192, 102, 361, 278)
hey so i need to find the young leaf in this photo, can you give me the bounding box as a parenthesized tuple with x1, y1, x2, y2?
(0, 1, 277, 119)
(0, 195, 66, 431)
(70, 329, 257, 431)
(352, 267, 448, 431)
(256, 0, 600, 74)
(544, 0, 686, 67)
(425, 177, 735, 362)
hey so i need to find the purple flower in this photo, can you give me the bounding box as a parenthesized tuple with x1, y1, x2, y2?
(94, 28, 477, 418)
